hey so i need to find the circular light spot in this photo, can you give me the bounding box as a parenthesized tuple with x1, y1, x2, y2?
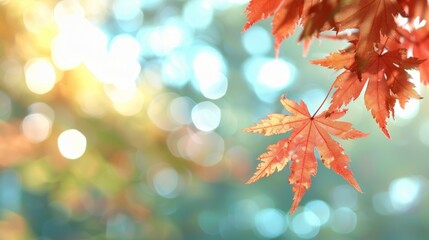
(257, 59, 293, 88)
(291, 212, 320, 239)
(183, 131, 224, 166)
(304, 200, 330, 225)
(54, 0, 85, 29)
(395, 99, 419, 123)
(169, 97, 194, 125)
(161, 52, 191, 88)
(23, 2, 54, 33)
(192, 46, 228, 99)
(28, 102, 55, 122)
(193, 47, 226, 80)
(51, 32, 82, 70)
(389, 177, 421, 212)
(117, 11, 144, 32)
(199, 72, 228, 100)
(25, 59, 56, 94)
(255, 208, 287, 238)
(57, 129, 87, 159)
(191, 101, 221, 132)
(147, 20, 190, 56)
(242, 26, 271, 55)
(183, 0, 214, 29)
(152, 167, 180, 198)
(242, 57, 295, 103)
(112, 89, 144, 116)
(22, 113, 52, 143)
(109, 34, 141, 60)
(147, 93, 182, 131)
(112, 0, 141, 21)
(330, 207, 357, 234)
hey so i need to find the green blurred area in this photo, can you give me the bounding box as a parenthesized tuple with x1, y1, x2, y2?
(0, 0, 429, 239)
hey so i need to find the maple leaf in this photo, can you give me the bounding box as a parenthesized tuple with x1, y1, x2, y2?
(399, 0, 429, 23)
(243, 0, 331, 56)
(299, 0, 341, 41)
(312, 47, 423, 138)
(245, 96, 367, 213)
(399, 27, 429, 85)
(334, 0, 405, 57)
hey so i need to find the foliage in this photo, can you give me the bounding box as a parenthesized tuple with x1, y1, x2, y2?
(244, 0, 429, 212)
(244, 96, 367, 213)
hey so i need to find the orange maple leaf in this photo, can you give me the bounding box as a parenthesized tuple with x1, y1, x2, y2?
(245, 96, 367, 213)
(243, 0, 329, 56)
(399, 27, 429, 85)
(399, 0, 429, 23)
(334, 0, 405, 57)
(312, 47, 423, 138)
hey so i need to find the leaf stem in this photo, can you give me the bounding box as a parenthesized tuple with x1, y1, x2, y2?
(311, 84, 334, 119)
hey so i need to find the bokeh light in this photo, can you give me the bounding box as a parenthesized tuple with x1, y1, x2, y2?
(57, 129, 87, 159)
(291, 211, 320, 239)
(330, 207, 357, 234)
(21, 113, 52, 143)
(1, 0, 429, 239)
(388, 177, 422, 212)
(24, 59, 56, 94)
(254, 208, 287, 238)
(152, 167, 181, 198)
(304, 200, 330, 226)
(192, 101, 221, 132)
(242, 26, 272, 56)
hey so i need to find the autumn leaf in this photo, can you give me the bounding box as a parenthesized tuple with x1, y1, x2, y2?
(245, 96, 367, 213)
(312, 47, 423, 138)
(299, 0, 341, 41)
(243, 0, 332, 56)
(399, 0, 429, 23)
(334, 0, 405, 57)
(399, 27, 429, 85)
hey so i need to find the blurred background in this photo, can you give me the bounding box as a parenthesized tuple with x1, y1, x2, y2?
(0, 0, 429, 239)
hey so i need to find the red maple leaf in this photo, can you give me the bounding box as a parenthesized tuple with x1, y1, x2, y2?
(398, 27, 429, 85)
(312, 47, 423, 138)
(334, 0, 405, 57)
(243, 0, 332, 56)
(399, 0, 429, 23)
(245, 96, 367, 213)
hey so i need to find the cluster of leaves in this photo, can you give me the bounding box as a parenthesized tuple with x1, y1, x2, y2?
(243, 0, 429, 213)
